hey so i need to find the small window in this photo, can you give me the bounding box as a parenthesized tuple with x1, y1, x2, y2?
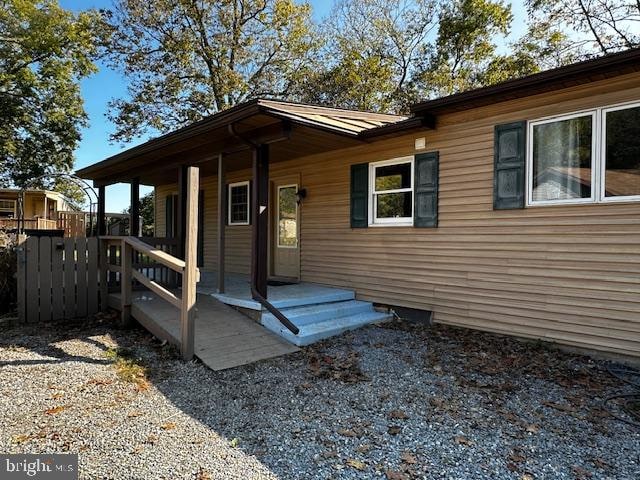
(603, 103, 640, 200)
(369, 157, 414, 225)
(529, 112, 595, 204)
(0, 199, 16, 218)
(228, 181, 249, 225)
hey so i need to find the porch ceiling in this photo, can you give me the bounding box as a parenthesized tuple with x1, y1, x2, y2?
(77, 99, 408, 187)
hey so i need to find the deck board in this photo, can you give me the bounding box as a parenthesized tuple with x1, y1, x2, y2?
(109, 291, 299, 370)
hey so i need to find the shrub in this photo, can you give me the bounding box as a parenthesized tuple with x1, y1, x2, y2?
(0, 232, 17, 315)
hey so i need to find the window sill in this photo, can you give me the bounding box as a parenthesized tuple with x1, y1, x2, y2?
(368, 222, 414, 227)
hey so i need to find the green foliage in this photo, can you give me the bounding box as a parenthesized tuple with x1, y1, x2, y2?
(527, 0, 640, 55)
(298, 0, 438, 112)
(105, 0, 319, 143)
(0, 232, 17, 315)
(0, 0, 101, 189)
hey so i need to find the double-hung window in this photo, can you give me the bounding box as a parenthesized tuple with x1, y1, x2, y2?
(0, 199, 16, 218)
(228, 181, 250, 225)
(527, 101, 640, 205)
(369, 157, 414, 225)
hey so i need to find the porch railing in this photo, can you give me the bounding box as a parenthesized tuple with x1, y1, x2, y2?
(101, 235, 199, 361)
(0, 218, 58, 230)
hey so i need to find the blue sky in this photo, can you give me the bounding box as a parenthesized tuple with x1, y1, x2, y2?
(60, 0, 526, 212)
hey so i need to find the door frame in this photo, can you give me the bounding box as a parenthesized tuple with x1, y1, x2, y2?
(270, 174, 301, 281)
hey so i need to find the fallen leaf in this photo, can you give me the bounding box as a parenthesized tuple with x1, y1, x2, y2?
(321, 450, 338, 458)
(229, 437, 240, 448)
(388, 409, 409, 420)
(509, 452, 526, 463)
(542, 400, 577, 413)
(11, 434, 31, 444)
(195, 468, 211, 480)
(131, 445, 143, 454)
(345, 458, 367, 471)
(429, 397, 446, 409)
(388, 425, 402, 435)
(160, 422, 176, 430)
(145, 434, 158, 445)
(526, 424, 540, 434)
(572, 465, 592, 479)
(592, 458, 610, 470)
(356, 444, 372, 454)
(507, 463, 518, 472)
(45, 406, 67, 415)
(454, 435, 472, 446)
(400, 451, 417, 464)
(127, 410, 143, 418)
(337, 428, 358, 437)
(521, 473, 534, 480)
(385, 470, 409, 480)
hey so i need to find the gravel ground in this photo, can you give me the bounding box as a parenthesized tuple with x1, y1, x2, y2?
(1, 313, 639, 480)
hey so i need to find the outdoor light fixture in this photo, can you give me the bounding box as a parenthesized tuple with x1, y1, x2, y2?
(296, 188, 307, 204)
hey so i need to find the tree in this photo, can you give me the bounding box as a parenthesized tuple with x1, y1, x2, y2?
(298, 0, 438, 112)
(123, 191, 155, 236)
(0, 0, 100, 189)
(527, 0, 640, 55)
(105, 0, 319, 143)
(415, 0, 513, 97)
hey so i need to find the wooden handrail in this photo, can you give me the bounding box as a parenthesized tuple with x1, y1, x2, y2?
(131, 269, 181, 309)
(125, 237, 186, 273)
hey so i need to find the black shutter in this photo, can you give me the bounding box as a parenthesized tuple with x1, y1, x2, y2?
(248, 180, 253, 225)
(198, 190, 204, 266)
(165, 195, 173, 238)
(494, 121, 526, 210)
(224, 184, 229, 226)
(350, 163, 368, 228)
(414, 151, 439, 227)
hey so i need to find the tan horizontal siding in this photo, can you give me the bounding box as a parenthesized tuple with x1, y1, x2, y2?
(153, 71, 640, 357)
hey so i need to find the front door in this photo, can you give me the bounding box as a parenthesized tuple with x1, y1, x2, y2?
(272, 178, 300, 279)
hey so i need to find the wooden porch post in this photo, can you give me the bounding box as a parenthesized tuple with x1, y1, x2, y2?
(130, 177, 140, 237)
(252, 144, 269, 299)
(177, 165, 188, 259)
(181, 166, 199, 361)
(217, 154, 226, 293)
(97, 185, 106, 236)
(120, 238, 132, 326)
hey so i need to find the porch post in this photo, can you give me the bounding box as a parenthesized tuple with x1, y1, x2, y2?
(97, 185, 106, 236)
(177, 165, 188, 259)
(251, 144, 269, 299)
(217, 154, 226, 293)
(130, 177, 140, 237)
(181, 166, 199, 361)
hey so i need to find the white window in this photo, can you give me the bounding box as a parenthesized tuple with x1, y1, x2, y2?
(602, 103, 640, 201)
(228, 181, 250, 225)
(0, 199, 16, 218)
(369, 157, 414, 226)
(527, 101, 640, 206)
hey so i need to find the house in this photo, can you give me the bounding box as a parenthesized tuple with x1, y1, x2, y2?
(0, 188, 85, 236)
(77, 47, 640, 360)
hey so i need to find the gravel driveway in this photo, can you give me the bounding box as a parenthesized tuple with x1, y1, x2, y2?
(1, 313, 639, 480)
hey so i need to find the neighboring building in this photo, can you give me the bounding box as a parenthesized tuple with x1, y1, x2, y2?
(78, 48, 640, 359)
(0, 188, 85, 237)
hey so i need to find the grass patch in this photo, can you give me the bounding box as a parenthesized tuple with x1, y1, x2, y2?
(105, 347, 150, 391)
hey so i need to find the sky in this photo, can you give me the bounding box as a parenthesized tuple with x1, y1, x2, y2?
(59, 0, 526, 212)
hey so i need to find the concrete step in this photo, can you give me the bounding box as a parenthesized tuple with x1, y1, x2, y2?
(262, 300, 373, 326)
(262, 310, 392, 346)
(269, 289, 355, 309)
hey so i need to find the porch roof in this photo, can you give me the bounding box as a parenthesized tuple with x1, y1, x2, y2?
(76, 99, 408, 186)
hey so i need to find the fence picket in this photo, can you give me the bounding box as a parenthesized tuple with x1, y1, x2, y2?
(87, 237, 98, 315)
(25, 236, 39, 323)
(64, 238, 76, 319)
(38, 237, 52, 322)
(16, 235, 26, 324)
(76, 237, 87, 317)
(51, 237, 64, 321)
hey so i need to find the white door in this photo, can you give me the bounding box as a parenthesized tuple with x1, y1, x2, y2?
(272, 181, 300, 279)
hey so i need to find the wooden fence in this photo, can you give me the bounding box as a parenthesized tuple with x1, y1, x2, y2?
(57, 212, 86, 237)
(17, 235, 102, 323)
(16, 235, 183, 325)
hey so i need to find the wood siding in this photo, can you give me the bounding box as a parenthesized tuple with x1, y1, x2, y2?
(156, 72, 640, 357)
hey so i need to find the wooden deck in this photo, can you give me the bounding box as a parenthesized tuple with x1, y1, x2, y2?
(109, 291, 299, 370)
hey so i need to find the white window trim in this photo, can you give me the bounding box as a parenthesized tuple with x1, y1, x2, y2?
(227, 181, 250, 226)
(526, 100, 640, 207)
(368, 156, 414, 226)
(600, 101, 640, 203)
(276, 184, 298, 249)
(526, 110, 598, 207)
